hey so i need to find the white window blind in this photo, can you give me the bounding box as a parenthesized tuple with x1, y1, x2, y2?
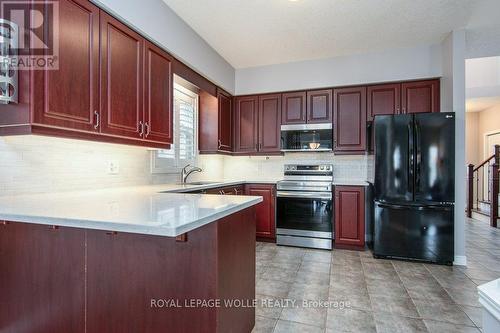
(151, 84, 198, 173)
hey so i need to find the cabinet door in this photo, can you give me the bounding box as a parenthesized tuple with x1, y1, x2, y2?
(33, 0, 99, 132)
(258, 94, 281, 153)
(401, 79, 440, 114)
(218, 91, 233, 151)
(367, 83, 401, 122)
(234, 96, 259, 153)
(335, 186, 365, 248)
(245, 185, 276, 240)
(143, 41, 173, 145)
(0, 222, 86, 333)
(333, 87, 367, 153)
(281, 91, 307, 124)
(307, 89, 333, 123)
(100, 12, 143, 139)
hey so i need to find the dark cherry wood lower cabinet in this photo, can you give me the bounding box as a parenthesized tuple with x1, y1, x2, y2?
(0, 209, 256, 333)
(334, 186, 366, 250)
(245, 184, 276, 241)
(0, 222, 86, 333)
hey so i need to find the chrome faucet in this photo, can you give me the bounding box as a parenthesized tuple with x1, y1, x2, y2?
(181, 164, 203, 184)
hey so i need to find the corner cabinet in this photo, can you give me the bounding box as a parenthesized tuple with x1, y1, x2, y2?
(218, 90, 233, 152)
(234, 95, 281, 154)
(245, 184, 276, 240)
(1, 1, 173, 149)
(334, 186, 365, 249)
(199, 89, 233, 154)
(333, 87, 367, 154)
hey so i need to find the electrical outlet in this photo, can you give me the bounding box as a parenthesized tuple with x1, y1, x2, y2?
(107, 160, 120, 175)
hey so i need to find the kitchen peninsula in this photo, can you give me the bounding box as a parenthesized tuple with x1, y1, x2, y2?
(0, 185, 262, 333)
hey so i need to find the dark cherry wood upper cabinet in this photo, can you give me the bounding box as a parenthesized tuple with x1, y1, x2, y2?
(367, 83, 401, 122)
(281, 91, 307, 124)
(33, 0, 100, 132)
(307, 89, 333, 123)
(335, 186, 365, 249)
(333, 87, 367, 153)
(234, 96, 259, 153)
(258, 94, 281, 153)
(100, 11, 143, 139)
(199, 91, 219, 153)
(143, 41, 173, 145)
(218, 90, 233, 151)
(245, 184, 276, 240)
(401, 79, 440, 114)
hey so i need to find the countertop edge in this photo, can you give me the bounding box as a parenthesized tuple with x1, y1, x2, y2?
(0, 196, 263, 238)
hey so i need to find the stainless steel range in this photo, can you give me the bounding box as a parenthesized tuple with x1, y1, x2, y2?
(276, 164, 333, 250)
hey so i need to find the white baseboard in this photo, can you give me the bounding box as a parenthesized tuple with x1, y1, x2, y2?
(454, 255, 467, 266)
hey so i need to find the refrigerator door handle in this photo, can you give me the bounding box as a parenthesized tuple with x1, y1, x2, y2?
(415, 120, 421, 191)
(407, 123, 414, 196)
(376, 202, 453, 211)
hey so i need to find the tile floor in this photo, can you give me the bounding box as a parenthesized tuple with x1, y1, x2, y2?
(253, 217, 500, 333)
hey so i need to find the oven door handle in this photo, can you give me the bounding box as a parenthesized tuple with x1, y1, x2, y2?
(277, 191, 332, 200)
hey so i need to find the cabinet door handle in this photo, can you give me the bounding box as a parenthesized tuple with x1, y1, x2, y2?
(138, 121, 144, 136)
(145, 122, 150, 137)
(94, 111, 100, 129)
(218, 139, 222, 149)
(259, 143, 262, 150)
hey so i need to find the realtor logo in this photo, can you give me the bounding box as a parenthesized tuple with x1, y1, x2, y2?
(0, 0, 59, 70)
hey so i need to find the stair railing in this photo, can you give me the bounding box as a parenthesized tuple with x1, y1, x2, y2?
(467, 144, 500, 227)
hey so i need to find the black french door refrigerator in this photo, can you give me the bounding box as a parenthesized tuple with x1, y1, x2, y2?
(373, 113, 455, 265)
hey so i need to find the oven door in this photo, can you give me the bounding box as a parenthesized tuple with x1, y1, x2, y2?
(276, 191, 333, 238)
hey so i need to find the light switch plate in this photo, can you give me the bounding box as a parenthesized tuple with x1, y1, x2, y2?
(107, 160, 120, 175)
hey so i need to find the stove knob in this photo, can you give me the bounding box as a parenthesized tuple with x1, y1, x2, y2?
(320, 166, 324, 170)
(292, 166, 296, 170)
(326, 166, 331, 170)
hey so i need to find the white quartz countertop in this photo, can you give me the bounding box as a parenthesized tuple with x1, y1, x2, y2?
(0, 185, 263, 237)
(332, 180, 371, 186)
(478, 279, 500, 320)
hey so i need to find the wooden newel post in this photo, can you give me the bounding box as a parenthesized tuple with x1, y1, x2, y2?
(467, 164, 474, 218)
(489, 162, 499, 228)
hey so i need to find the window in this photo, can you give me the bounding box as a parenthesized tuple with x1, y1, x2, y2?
(151, 83, 198, 173)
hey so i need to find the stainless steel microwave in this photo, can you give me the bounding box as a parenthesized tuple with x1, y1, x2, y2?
(280, 123, 333, 152)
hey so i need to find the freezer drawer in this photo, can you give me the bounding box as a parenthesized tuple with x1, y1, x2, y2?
(373, 201, 454, 265)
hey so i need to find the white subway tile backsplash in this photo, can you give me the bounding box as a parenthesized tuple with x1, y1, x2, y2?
(0, 136, 154, 196)
(0, 136, 374, 196)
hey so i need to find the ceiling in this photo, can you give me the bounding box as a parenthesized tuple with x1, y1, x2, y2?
(163, 0, 480, 69)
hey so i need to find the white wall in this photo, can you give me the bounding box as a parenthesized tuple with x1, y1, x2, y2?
(235, 44, 442, 95)
(442, 30, 467, 265)
(93, 0, 235, 93)
(465, 56, 500, 99)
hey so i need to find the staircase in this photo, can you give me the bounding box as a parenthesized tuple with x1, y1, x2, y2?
(467, 145, 500, 227)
